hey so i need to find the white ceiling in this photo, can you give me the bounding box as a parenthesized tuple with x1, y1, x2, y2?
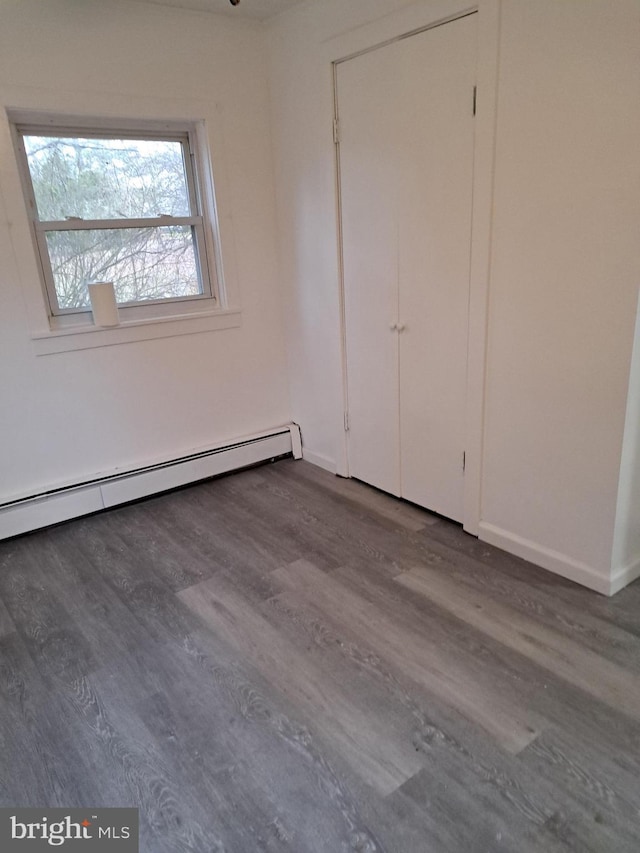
(134, 0, 307, 20)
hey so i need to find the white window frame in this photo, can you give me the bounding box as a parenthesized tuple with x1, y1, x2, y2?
(10, 113, 223, 330)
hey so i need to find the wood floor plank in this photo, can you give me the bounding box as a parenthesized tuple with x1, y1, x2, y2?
(129, 642, 380, 852)
(261, 465, 417, 572)
(0, 585, 15, 638)
(104, 499, 224, 592)
(388, 719, 640, 853)
(204, 468, 345, 571)
(189, 477, 306, 571)
(0, 602, 15, 639)
(328, 560, 640, 768)
(290, 460, 435, 531)
(29, 527, 161, 669)
(256, 587, 621, 852)
(261, 581, 559, 807)
(179, 573, 424, 795)
(58, 667, 232, 853)
(401, 533, 640, 674)
(421, 516, 640, 637)
(179, 622, 386, 853)
(0, 538, 97, 685)
(518, 726, 640, 847)
(2, 457, 640, 852)
(273, 558, 542, 754)
(396, 565, 640, 722)
(0, 631, 102, 808)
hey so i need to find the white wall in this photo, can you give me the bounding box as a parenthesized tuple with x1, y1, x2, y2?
(612, 290, 640, 592)
(268, 0, 640, 592)
(0, 0, 290, 502)
(480, 0, 640, 590)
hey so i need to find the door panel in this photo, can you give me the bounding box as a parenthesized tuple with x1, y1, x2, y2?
(397, 16, 476, 521)
(338, 15, 476, 520)
(339, 41, 404, 496)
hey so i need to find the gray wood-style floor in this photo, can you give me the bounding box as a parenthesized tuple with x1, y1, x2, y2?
(1, 458, 640, 852)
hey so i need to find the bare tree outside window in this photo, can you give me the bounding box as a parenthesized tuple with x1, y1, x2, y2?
(19, 132, 209, 312)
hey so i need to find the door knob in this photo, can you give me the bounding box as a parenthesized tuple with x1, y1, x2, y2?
(389, 323, 398, 331)
(396, 322, 406, 332)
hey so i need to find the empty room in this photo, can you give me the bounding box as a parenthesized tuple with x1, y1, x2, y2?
(0, 0, 639, 850)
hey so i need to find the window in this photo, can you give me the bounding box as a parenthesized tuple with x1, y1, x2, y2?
(12, 117, 220, 327)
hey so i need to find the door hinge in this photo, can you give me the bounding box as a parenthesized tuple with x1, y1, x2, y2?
(344, 411, 350, 431)
(472, 86, 477, 116)
(463, 451, 466, 472)
(333, 118, 340, 144)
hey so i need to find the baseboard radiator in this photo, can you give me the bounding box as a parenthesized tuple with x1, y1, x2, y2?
(0, 424, 302, 541)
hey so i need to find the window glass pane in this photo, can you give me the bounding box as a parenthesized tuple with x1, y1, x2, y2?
(24, 136, 191, 221)
(45, 226, 201, 310)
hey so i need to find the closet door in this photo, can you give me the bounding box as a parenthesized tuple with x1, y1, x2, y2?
(338, 14, 476, 521)
(396, 15, 476, 522)
(339, 40, 405, 496)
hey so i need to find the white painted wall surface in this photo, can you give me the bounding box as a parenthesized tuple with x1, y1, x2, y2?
(612, 290, 640, 592)
(0, 0, 290, 502)
(268, 0, 640, 592)
(481, 0, 640, 588)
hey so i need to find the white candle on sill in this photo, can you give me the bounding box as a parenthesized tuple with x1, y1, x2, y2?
(88, 282, 119, 327)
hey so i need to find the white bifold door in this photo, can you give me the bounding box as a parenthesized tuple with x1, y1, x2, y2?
(337, 13, 476, 523)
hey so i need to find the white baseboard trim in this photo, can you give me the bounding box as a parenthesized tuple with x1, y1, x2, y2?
(609, 555, 640, 596)
(301, 448, 337, 474)
(0, 426, 295, 541)
(478, 522, 612, 596)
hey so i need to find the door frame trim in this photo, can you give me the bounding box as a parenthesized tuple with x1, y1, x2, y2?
(333, 9, 478, 67)
(331, 0, 500, 535)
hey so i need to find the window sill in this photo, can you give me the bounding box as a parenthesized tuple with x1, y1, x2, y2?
(31, 308, 242, 356)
